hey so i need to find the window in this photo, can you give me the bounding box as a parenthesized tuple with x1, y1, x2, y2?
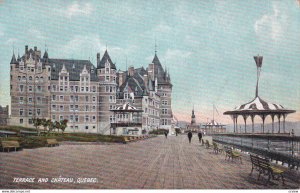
(75, 115, 79, 122)
(70, 115, 74, 122)
(85, 126, 89, 130)
(60, 116, 64, 121)
(162, 119, 167, 125)
(106, 68, 109, 73)
(85, 96, 89, 102)
(92, 106, 96, 111)
(52, 85, 56, 91)
(65, 86, 68, 91)
(75, 96, 79, 102)
(19, 85, 24, 92)
(18, 76, 21, 81)
(60, 96, 64, 101)
(144, 108, 148, 113)
(92, 96, 96, 102)
(52, 115, 56, 120)
(37, 86, 42, 91)
(22, 76, 26, 81)
(162, 100, 168, 105)
(65, 77, 67, 81)
(70, 105, 74, 111)
(124, 93, 128, 99)
(70, 86, 74, 92)
(105, 76, 109, 81)
(52, 105, 56, 111)
(60, 86, 63, 91)
(29, 119, 33, 124)
(86, 87, 89, 92)
(52, 95, 56, 101)
(29, 76, 32, 81)
(28, 97, 33, 103)
(85, 105, 89, 111)
(162, 109, 167, 115)
(92, 116, 96, 122)
(75, 126, 78, 129)
(110, 86, 112, 92)
(81, 87, 84, 92)
(37, 109, 41, 115)
(92, 86, 96, 92)
(37, 97, 41, 104)
(28, 109, 32, 116)
(85, 115, 89, 122)
(19, 97, 24, 104)
(19, 109, 24, 116)
(75, 105, 79, 111)
(60, 105, 64, 111)
(28, 86, 32, 92)
(20, 119, 23, 124)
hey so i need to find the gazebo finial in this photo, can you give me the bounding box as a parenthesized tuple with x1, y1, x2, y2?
(254, 54, 263, 97)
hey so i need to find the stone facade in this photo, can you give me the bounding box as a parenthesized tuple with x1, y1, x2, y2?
(9, 45, 173, 134)
(0, 105, 9, 125)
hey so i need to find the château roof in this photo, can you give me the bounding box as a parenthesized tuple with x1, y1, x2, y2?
(97, 50, 116, 69)
(10, 53, 17, 64)
(49, 59, 98, 81)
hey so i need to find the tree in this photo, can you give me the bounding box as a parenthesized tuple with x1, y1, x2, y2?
(32, 118, 42, 135)
(41, 118, 48, 132)
(59, 119, 68, 133)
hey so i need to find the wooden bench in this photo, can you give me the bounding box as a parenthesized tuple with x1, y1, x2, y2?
(224, 146, 242, 163)
(46, 139, 59, 147)
(1, 141, 21, 152)
(213, 142, 223, 154)
(250, 154, 286, 185)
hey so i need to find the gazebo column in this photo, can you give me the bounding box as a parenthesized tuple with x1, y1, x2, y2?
(260, 114, 266, 133)
(250, 115, 255, 133)
(277, 114, 282, 133)
(242, 114, 248, 133)
(283, 114, 287, 133)
(231, 115, 235, 133)
(271, 114, 275, 134)
(236, 116, 238, 133)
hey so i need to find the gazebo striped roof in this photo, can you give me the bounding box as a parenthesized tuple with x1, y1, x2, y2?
(224, 96, 295, 115)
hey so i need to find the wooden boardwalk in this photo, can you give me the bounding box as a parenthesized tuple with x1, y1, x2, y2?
(0, 135, 299, 189)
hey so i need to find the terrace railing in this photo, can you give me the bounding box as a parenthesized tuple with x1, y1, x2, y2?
(212, 133, 300, 170)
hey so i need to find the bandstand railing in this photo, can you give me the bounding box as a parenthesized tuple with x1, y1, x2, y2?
(212, 133, 300, 170)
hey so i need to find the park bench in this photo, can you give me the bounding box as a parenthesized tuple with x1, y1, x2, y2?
(250, 154, 286, 185)
(212, 142, 223, 154)
(46, 139, 59, 147)
(1, 141, 21, 152)
(224, 146, 242, 163)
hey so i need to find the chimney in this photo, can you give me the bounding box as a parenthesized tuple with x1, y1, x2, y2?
(128, 66, 135, 77)
(148, 63, 155, 81)
(25, 45, 28, 53)
(97, 53, 100, 68)
(118, 71, 124, 86)
(34, 46, 37, 51)
(143, 74, 148, 90)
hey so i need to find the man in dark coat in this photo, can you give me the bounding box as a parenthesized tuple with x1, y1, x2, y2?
(188, 131, 193, 143)
(198, 132, 202, 142)
(164, 131, 168, 139)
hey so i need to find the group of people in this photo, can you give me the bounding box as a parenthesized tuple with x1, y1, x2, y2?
(164, 130, 204, 144)
(187, 131, 203, 143)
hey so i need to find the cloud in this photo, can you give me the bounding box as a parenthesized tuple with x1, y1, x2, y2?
(254, 2, 288, 42)
(28, 29, 45, 40)
(66, 2, 94, 18)
(5, 38, 18, 46)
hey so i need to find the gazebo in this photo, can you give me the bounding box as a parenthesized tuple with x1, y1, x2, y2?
(203, 120, 226, 134)
(110, 103, 143, 135)
(224, 55, 296, 134)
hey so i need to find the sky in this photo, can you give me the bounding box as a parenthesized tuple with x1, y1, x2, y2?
(0, 0, 299, 125)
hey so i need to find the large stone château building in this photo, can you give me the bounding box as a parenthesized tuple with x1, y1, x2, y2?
(9, 45, 173, 134)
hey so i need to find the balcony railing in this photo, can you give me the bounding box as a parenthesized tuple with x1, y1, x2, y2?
(111, 122, 142, 127)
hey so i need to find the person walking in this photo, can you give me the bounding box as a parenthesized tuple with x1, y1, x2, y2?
(188, 131, 193, 143)
(198, 132, 202, 143)
(164, 131, 168, 139)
